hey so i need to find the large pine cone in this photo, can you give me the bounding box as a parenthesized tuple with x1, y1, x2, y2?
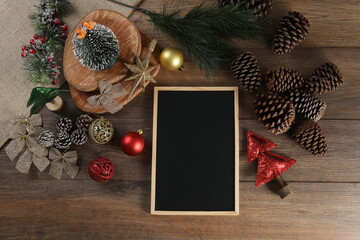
(70, 129, 88, 146)
(265, 67, 304, 92)
(76, 114, 94, 131)
(56, 118, 73, 132)
(218, 0, 272, 16)
(254, 92, 295, 135)
(292, 120, 328, 155)
(272, 11, 310, 55)
(54, 132, 72, 150)
(38, 130, 55, 148)
(304, 62, 343, 95)
(283, 89, 327, 122)
(231, 52, 262, 93)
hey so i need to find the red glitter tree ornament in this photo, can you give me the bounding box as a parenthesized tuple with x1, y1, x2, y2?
(88, 156, 115, 182)
(247, 131, 296, 198)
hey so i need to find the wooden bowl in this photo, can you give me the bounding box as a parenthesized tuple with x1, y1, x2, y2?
(63, 9, 142, 92)
(69, 31, 161, 114)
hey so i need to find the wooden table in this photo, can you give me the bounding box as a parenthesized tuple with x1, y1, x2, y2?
(1, 0, 360, 239)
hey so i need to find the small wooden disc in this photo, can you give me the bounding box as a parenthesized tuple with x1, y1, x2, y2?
(278, 185, 296, 199)
(63, 9, 142, 92)
(46, 96, 64, 112)
(69, 31, 161, 114)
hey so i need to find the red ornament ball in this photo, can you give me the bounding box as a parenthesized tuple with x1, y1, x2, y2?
(28, 48, 36, 55)
(120, 130, 145, 156)
(53, 18, 60, 24)
(33, 34, 39, 39)
(88, 156, 115, 182)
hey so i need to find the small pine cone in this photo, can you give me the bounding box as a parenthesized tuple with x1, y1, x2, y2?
(304, 62, 343, 95)
(56, 118, 73, 132)
(231, 52, 262, 93)
(218, 0, 272, 16)
(38, 130, 55, 147)
(292, 120, 328, 155)
(254, 92, 295, 135)
(272, 11, 310, 55)
(70, 129, 88, 146)
(54, 132, 72, 150)
(265, 67, 304, 92)
(76, 114, 94, 131)
(284, 89, 327, 122)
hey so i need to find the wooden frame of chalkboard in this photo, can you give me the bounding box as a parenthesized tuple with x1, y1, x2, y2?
(151, 86, 239, 215)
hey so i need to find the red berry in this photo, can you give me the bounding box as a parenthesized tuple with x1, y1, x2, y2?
(40, 37, 46, 43)
(21, 52, 28, 57)
(21, 46, 27, 51)
(28, 48, 36, 54)
(60, 33, 68, 39)
(33, 34, 39, 39)
(51, 64, 58, 68)
(53, 18, 60, 24)
(60, 24, 68, 31)
(51, 72, 58, 77)
(30, 39, 36, 45)
(51, 80, 58, 85)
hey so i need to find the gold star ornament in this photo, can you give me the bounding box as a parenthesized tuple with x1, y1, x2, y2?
(124, 39, 158, 98)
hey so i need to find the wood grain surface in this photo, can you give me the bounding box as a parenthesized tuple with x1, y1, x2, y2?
(63, 9, 142, 92)
(1, 0, 360, 239)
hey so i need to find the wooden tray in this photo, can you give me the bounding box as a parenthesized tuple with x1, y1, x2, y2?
(63, 9, 142, 92)
(69, 31, 161, 114)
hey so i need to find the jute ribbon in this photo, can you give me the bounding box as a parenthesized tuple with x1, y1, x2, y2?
(87, 80, 127, 114)
(3, 123, 49, 174)
(48, 147, 79, 179)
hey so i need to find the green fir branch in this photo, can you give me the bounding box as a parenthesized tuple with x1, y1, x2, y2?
(108, 0, 271, 77)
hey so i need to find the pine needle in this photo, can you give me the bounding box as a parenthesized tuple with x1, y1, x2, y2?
(108, 0, 271, 77)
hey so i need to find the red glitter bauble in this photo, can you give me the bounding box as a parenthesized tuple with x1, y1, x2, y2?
(88, 156, 115, 182)
(120, 130, 145, 156)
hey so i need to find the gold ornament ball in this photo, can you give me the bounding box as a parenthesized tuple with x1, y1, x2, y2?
(159, 47, 184, 71)
(88, 117, 114, 144)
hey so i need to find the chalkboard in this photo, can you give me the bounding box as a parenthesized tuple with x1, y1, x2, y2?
(151, 87, 239, 215)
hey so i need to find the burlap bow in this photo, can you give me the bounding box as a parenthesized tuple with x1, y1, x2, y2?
(2, 123, 49, 174)
(0, 114, 42, 147)
(48, 147, 79, 179)
(87, 80, 127, 114)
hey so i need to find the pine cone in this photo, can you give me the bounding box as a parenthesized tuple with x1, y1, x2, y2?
(254, 92, 295, 135)
(56, 118, 73, 132)
(218, 0, 272, 16)
(304, 62, 343, 95)
(272, 11, 310, 55)
(76, 114, 94, 131)
(284, 89, 327, 122)
(70, 129, 88, 146)
(54, 132, 72, 150)
(38, 130, 55, 148)
(265, 67, 304, 92)
(231, 52, 262, 93)
(292, 120, 328, 155)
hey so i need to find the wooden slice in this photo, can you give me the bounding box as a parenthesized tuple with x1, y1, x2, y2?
(69, 31, 161, 114)
(63, 9, 142, 92)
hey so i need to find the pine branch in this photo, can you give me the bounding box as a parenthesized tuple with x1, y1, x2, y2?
(108, 0, 270, 77)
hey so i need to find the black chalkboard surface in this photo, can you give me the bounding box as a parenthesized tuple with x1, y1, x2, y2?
(151, 87, 239, 215)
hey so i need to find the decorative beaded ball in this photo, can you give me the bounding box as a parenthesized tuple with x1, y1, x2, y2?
(88, 117, 114, 144)
(88, 156, 115, 182)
